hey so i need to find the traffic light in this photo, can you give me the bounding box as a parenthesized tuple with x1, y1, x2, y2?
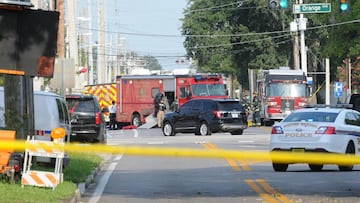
(279, 0, 289, 9)
(339, 0, 350, 13)
(268, 0, 288, 10)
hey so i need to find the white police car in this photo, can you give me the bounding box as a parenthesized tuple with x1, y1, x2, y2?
(270, 104, 360, 172)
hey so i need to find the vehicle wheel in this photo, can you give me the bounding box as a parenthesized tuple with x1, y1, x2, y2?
(272, 163, 288, 172)
(162, 121, 175, 136)
(197, 121, 211, 136)
(131, 114, 141, 127)
(231, 129, 243, 135)
(309, 164, 323, 171)
(338, 143, 355, 171)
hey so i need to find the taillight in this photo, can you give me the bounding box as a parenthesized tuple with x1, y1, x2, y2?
(315, 126, 336, 134)
(95, 112, 101, 125)
(214, 111, 222, 118)
(13, 164, 19, 172)
(271, 126, 283, 134)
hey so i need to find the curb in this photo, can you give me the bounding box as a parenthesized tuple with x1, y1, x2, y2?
(63, 154, 111, 203)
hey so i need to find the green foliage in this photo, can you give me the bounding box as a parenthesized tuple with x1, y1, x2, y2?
(182, 0, 360, 89)
(63, 152, 102, 183)
(0, 152, 102, 202)
(141, 55, 162, 70)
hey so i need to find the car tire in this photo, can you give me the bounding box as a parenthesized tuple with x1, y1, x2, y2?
(131, 114, 141, 127)
(308, 164, 323, 171)
(272, 163, 288, 172)
(338, 143, 355, 171)
(197, 121, 211, 136)
(163, 121, 175, 136)
(230, 129, 243, 135)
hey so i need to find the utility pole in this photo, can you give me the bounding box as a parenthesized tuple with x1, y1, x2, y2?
(88, 0, 93, 85)
(97, 0, 105, 84)
(56, 0, 65, 58)
(115, 0, 120, 78)
(67, 0, 79, 87)
(292, 12, 300, 70)
(325, 58, 330, 105)
(299, 0, 307, 75)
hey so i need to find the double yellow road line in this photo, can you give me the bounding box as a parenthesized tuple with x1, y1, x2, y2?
(202, 142, 293, 203)
(201, 142, 251, 171)
(245, 179, 293, 203)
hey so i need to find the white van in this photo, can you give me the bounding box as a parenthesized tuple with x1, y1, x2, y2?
(0, 87, 71, 142)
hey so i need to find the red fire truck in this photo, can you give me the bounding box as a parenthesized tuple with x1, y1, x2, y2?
(86, 74, 227, 127)
(256, 68, 310, 126)
(116, 74, 227, 126)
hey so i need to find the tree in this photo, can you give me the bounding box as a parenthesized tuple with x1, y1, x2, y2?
(181, 0, 360, 90)
(141, 55, 162, 70)
(182, 0, 294, 89)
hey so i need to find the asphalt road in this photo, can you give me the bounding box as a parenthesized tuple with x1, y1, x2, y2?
(79, 126, 360, 203)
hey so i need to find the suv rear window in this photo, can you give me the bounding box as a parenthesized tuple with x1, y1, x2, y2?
(217, 101, 243, 111)
(67, 98, 95, 113)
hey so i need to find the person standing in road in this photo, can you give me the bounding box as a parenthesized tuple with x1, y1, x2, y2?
(157, 96, 166, 128)
(252, 92, 261, 127)
(109, 101, 117, 130)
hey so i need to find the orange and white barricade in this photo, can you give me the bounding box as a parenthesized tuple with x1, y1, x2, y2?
(21, 128, 66, 189)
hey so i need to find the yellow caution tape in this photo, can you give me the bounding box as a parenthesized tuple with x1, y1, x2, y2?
(1, 140, 360, 165)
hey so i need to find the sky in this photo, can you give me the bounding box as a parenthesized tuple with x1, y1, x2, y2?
(78, 0, 189, 71)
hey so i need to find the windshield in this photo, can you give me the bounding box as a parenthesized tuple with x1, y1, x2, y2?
(267, 83, 307, 97)
(191, 84, 226, 96)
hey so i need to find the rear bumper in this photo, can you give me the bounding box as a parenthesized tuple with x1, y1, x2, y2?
(70, 125, 103, 141)
(220, 123, 248, 132)
(270, 141, 343, 154)
(210, 121, 247, 132)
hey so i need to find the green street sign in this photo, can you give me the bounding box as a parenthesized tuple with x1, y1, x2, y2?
(293, 3, 331, 14)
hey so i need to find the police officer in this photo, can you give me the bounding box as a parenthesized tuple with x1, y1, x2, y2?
(252, 92, 261, 126)
(241, 94, 250, 117)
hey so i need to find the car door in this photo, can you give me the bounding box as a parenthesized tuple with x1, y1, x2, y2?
(336, 111, 360, 153)
(174, 100, 196, 130)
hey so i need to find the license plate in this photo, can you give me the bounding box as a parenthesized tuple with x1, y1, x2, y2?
(232, 113, 238, 118)
(292, 148, 305, 152)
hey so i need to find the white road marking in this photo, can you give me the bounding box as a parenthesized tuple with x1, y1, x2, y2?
(88, 155, 122, 203)
(238, 140, 254, 143)
(147, 141, 164, 145)
(195, 141, 208, 144)
(133, 129, 138, 138)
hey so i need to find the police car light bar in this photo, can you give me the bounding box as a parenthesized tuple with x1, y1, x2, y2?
(304, 104, 353, 109)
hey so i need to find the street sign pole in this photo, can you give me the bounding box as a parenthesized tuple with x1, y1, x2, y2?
(299, 0, 307, 76)
(291, 1, 332, 104)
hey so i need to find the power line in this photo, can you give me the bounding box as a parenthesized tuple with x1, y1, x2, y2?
(77, 18, 360, 39)
(185, 0, 250, 13)
(76, 16, 360, 59)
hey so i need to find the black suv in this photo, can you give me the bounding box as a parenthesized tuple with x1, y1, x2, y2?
(162, 98, 247, 136)
(346, 94, 360, 112)
(66, 94, 106, 143)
